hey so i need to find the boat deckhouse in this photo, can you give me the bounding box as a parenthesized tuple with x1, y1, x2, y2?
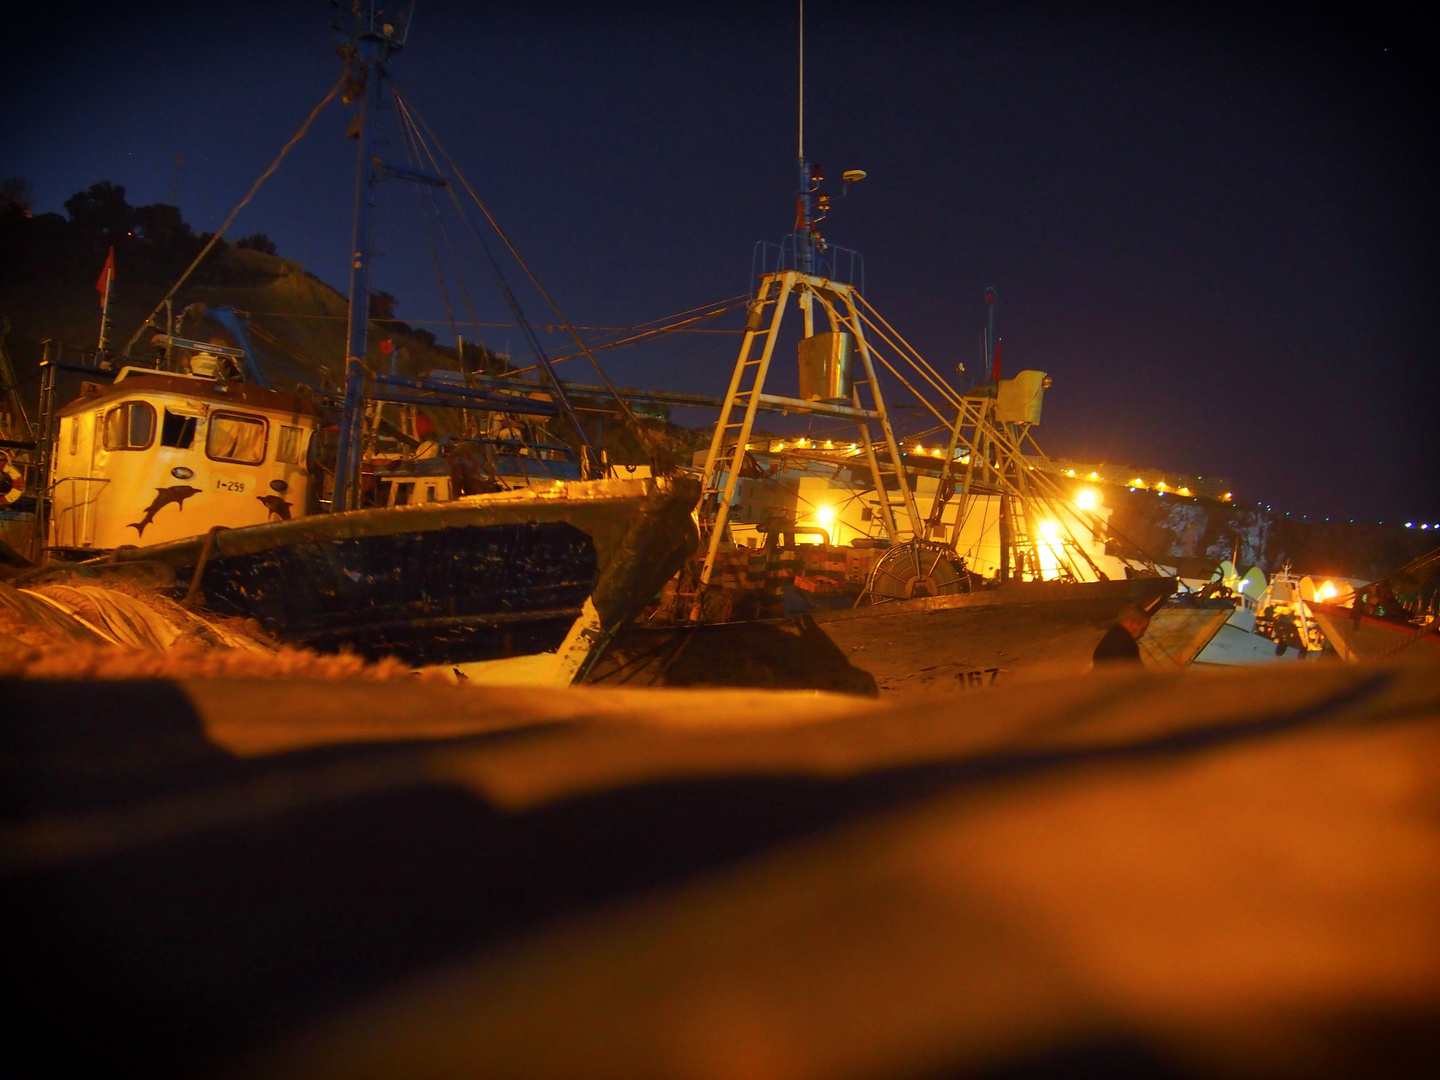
(49, 360, 320, 553)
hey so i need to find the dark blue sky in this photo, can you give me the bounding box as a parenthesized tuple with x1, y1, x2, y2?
(6, 1, 1437, 523)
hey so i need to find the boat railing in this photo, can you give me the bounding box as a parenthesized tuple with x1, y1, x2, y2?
(752, 234, 865, 295)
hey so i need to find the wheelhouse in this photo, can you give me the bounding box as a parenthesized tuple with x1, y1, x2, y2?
(49, 366, 321, 553)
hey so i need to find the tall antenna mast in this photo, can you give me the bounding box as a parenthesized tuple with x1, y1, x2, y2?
(796, 0, 818, 274)
(798, 0, 804, 162)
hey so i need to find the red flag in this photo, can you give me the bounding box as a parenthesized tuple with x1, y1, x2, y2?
(991, 336, 1003, 383)
(95, 247, 115, 307)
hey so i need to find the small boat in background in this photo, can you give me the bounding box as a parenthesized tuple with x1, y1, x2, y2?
(1193, 562, 1330, 665)
(1310, 547, 1440, 666)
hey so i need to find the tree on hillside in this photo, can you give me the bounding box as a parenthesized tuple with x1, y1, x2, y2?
(134, 203, 193, 249)
(368, 289, 398, 321)
(236, 233, 277, 255)
(63, 181, 135, 243)
(0, 178, 32, 216)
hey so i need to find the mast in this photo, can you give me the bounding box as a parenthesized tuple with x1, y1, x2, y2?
(334, 7, 404, 512)
(984, 286, 997, 380)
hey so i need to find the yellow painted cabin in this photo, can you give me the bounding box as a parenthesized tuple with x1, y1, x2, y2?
(50, 366, 321, 553)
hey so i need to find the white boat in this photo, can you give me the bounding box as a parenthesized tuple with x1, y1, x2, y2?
(1193, 562, 1326, 665)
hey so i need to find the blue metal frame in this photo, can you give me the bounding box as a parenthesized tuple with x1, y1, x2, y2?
(751, 233, 865, 296)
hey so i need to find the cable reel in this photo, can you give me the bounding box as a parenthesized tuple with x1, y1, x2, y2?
(863, 539, 971, 604)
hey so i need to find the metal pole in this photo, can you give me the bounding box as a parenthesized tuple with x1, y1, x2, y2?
(795, 0, 816, 276)
(31, 342, 56, 562)
(97, 259, 115, 357)
(841, 288, 925, 537)
(984, 287, 996, 379)
(334, 34, 384, 512)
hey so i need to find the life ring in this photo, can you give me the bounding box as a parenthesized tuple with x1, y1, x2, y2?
(0, 457, 22, 505)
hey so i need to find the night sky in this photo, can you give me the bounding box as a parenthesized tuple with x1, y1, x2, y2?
(6, 1, 1437, 523)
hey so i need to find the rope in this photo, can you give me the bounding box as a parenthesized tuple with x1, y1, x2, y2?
(852, 290, 967, 411)
(397, 89, 668, 467)
(513, 299, 746, 374)
(394, 89, 486, 355)
(123, 74, 347, 357)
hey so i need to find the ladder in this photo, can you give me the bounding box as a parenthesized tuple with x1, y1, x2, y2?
(689, 270, 925, 619)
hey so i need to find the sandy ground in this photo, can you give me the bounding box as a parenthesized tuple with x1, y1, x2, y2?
(2, 656, 1437, 1078)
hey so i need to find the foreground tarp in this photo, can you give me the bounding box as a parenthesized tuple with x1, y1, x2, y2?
(2, 660, 1438, 1078)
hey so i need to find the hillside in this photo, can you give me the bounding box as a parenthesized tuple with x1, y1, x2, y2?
(0, 179, 697, 465)
(2, 180, 1427, 580)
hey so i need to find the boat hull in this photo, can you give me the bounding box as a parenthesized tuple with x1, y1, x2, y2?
(812, 577, 1175, 696)
(591, 576, 1175, 696)
(107, 477, 699, 678)
(1139, 597, 1236, 668)
(1310, 601, 1439, 666)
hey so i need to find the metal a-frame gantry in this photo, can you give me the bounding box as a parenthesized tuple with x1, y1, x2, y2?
(923, 388, 1114, 585)
(690, 269, 926, 618)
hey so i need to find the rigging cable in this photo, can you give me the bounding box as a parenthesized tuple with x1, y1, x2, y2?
(396, 90, 670, 468)
(392, 90, 595, 455)
(393, 89, 485, 356)
(122, 74, 347, 357)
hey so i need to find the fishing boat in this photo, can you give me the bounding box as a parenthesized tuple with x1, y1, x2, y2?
(1191, 562, 1329, 665)
(1309, 547, 1440, 666)
(20, 5, 699, 685)
(46, 353, 323, 555)
(106, 474, 696, 684)
(589, 15, 1194, 696)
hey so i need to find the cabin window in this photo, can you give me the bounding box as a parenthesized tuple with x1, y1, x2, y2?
(102, 401, 156, 451)
(394, 481, 414, 506)
(206, 411, 268, 465)
(275, 425, 304, 465)
(67, 417, 79, 455)
(161, 410, 198, 449)
(426, 484, 437, 503)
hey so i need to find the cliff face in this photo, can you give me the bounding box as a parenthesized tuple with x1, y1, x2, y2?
(1105, 487, 1431, 581)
